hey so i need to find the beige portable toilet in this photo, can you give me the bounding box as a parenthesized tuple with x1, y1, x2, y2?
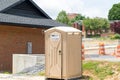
(45, 26, 82, 80)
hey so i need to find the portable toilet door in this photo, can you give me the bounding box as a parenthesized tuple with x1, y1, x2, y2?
(45, 30, 62, 79)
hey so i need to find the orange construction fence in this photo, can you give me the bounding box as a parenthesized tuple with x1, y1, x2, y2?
(99, 42, 105, 55)
(115, 45, 120, 57)
(82, 44, 85, 60)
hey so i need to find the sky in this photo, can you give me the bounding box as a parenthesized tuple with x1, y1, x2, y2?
(33, 0, 119, 19)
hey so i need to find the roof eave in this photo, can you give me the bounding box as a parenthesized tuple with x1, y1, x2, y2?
(0, 22, 53, 28)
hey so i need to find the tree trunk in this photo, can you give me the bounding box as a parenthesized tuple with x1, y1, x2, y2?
(85, 30, 88, 37)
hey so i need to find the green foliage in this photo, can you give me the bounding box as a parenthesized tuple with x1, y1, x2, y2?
(83, 61, 114, 80)
(82, 18, 91, 30)
(83, 17, 110, 37)
(68, 14, 85, 25)
(56, 10, 69, 24)
(108, 3, 120, 20)
(110, 34, 120, 39)
(74, 14, 85, 21)
(83, 17, 109, 31)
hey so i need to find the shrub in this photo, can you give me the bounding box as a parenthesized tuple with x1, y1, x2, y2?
(110, 34, 120, 39)
(110, 21, 120, 34)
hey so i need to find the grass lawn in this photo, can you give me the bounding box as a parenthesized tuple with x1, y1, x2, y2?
(83, 60, 120, 80)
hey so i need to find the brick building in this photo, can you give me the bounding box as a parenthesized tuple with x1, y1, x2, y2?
(0, 0, 66, 72)
(67, 13, 86, 37)
(67, 13, 79, 20)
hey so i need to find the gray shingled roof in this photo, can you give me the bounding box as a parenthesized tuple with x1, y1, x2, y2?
(0, 0, 67, 27)
(0, 0, 21, 11)
(0, 13, 66, 27)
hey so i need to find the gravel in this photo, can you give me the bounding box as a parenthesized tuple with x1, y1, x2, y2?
(0, 63, 46, 80)
(18, 64, 45, 75)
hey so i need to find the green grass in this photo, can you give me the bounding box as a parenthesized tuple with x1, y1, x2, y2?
(3, 72, 11, 74)
(83, 61, 116, 80)
(38, 71, 45, 76)
(83, 61, 99, 70)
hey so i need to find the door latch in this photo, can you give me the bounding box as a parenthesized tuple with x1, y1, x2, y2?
(59, 50, 62, 55)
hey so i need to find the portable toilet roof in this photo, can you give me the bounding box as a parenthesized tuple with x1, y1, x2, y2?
(45, 26, 82, 33)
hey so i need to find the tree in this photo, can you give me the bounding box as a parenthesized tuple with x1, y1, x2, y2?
(108, 3, 120, 20)
(68, 14, 85, 25)
(82, 17, 91, 31)
(108, 3, 120, 34)
(56, 10, 69, 24)
(110, 21, 120, 34)
(83, 17, 110, 36)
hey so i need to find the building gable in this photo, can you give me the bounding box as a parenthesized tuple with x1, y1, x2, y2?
(1, 0, 51, 19)
(0, 0, 66, 27)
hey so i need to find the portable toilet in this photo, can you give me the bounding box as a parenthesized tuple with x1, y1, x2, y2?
(45, 26, 82, 80)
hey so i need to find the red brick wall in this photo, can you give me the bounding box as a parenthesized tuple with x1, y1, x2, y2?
(0, 24, 46, 72)
(67, 13, 79, 20)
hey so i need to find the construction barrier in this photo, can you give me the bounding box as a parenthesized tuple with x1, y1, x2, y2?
(116, 45, 120, 57)
(99, 42, 105, 55)
(111, 49, 116, 56)
(82, 44, 85, 60)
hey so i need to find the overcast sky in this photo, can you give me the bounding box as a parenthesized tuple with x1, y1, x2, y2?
(33, 0, 119, 19)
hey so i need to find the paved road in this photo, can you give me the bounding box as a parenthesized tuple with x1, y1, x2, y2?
(85, 54, 120, 62)
(84, 46, 120, 62)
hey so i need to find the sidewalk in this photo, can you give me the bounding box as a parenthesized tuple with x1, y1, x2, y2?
(0, 74, 45, 80)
